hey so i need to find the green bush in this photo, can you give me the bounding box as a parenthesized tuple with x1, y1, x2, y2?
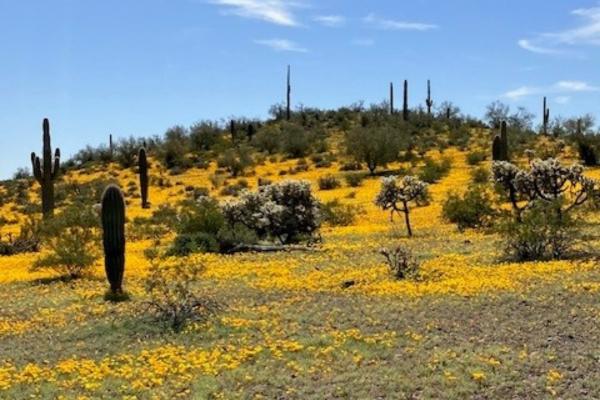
(344, 172, 365, 188)
(318, 175, 341, 190)
(31, 202, 99, 279)
(466, 150, 487, 165)
(471, 166, 490, 184)
(442, 185, 495, 231)
(379, 245, 420, 280)
(499, 200, 576, 261)
(216, 146, 253, 177)
(320, 200, 360, 226)
(419, 157, 452, 183)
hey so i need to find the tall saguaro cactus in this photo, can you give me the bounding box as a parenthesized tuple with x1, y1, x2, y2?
(389, 82, 395, 114)
(109, 134, 114, 159)
(286, 65, 291, 121)
(101, 185, 126, 298)
(403, 80, 409, 121)
(138, 147, 149, 209)
(426, 80, 433, 115)
(31, 118, 61, 218)
(542, 97, 550, 135)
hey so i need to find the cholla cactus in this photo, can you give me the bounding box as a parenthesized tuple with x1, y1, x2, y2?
(380, 245, 419, 280)
(492, 158, 598, 221)
(223, 180, 320, 244)
(375, 176, 429, 237)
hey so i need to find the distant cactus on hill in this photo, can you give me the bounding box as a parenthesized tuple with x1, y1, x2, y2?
(138, 147, 149, 209)
(31, 118, 60, 218)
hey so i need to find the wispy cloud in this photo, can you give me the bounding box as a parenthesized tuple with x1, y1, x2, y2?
(313, 15, 345, 27)
(518, 6, 600, 55)
(211, 0, 300, 27)
(363, 13, 438, 31)
(555, 96, 571, 104)
(503, 80, 599, 100)
(254, 38, 308, 52)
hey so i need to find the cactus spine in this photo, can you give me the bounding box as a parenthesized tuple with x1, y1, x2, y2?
(138, 147, 149, 209)
(543, 97, 550, 135)
(403, 80, 409, 121)
(426, 80, 433, 115)
(286, 65, 291, 121)
(31, 118, 60, 218)
(389, 82, 395, 114)
(101, 185, 126, 297)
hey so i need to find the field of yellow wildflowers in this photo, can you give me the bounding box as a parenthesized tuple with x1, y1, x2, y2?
(1, 142, 600, 399)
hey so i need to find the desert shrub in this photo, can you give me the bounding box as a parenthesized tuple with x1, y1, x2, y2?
(320, 200, 360, 226)
(0, 217, 41, 256)
(466, 150, 487, 165)
(253, 125, 281, 154)
(144, 258, 219, 332)
(344, 172, 365, 187)
(379, 245, 419, 280)
(471, 166, 490, 184)
(375, 176, 429, 237)
(576, 136, 600, 166)
(209, 173, 226, 189)
(219, 179, 249, 197)
(419, 157, 452, 183)
(280, 123, 318, 158)
(217, 146, 253, 177)
(442, 185, 496, 231)
(161, 126, 191, 171)
(31, 202, 99, 279)
(116, 137, 144, 168)
(258, 177, 272, 187)
(318, 175, 341, 190)
(499, 200, 576, 261)
(168, 198, 225, 256)
(189, 121, 223, 152)
(339, 161, 362, 171)
(345, 125, 406, 174)
(223, 180, 320, 244)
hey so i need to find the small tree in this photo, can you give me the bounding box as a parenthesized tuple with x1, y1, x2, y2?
(345, 126, 405, 174)
(375, 176, 429, 237)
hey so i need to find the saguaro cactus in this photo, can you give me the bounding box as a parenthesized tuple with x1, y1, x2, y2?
(286, 65, 291, 121)
(389, 82, 395, 114)
(31, 118, 61, 218)
(247, 123, 255, 141)
(138, 147, 149, 209)
(543, 97, 550, 135)
(101, 185, 126, 298)
(403, 80, 409, 121)
(492, 121, 509, 161)
(426, 80, 433, 115)
(109, 134, 114, 158)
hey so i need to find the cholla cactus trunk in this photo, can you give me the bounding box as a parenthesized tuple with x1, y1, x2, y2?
(286, 65, 291, 121)
(138, 148, 149, 209)
(31, 118, 60, 218)
(403, 80, 409, 121)
(543, 97, 550, 135)
(426, 80, 433, 115)
(389, 82, 394, 114)
(101, 185, 126, 295)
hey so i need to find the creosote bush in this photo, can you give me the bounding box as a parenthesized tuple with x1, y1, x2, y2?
(419, 156, 452, 183)
(379, 245, 419, 280)
(31, 201, 99, 279)
(317, 174, 341, 190)
(442, 185, 495, 231)
(320, 200, 360, 226)
(144, 256, 220, 332)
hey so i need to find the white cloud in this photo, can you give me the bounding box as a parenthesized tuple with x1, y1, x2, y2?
(502, 80, 599, 100)
(211, 0, 300, 26)
(364, 13, 438, 31)
(518, 6, 600, 54)
(313, 15, 345, 27)
(254, 38, 308, 52)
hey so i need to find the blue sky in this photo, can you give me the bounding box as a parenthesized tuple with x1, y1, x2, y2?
(1, 0, 600, 178)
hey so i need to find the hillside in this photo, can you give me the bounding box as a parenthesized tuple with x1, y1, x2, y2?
(1, 113, 600, 398)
